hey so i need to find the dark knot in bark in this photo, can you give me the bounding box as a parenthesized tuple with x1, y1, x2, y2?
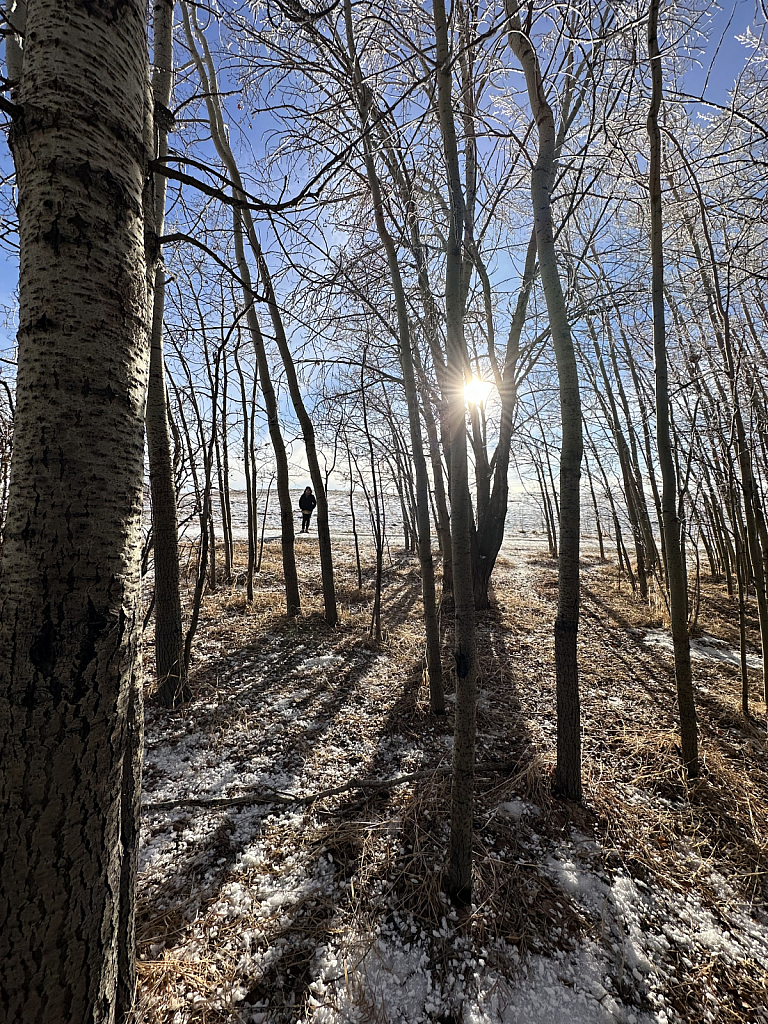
(454, 645, 472, 679)
(554, 616, 578, 636)
(154, 101, 176, 133)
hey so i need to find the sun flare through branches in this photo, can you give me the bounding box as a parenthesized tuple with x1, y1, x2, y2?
(463, 376, 493, 407)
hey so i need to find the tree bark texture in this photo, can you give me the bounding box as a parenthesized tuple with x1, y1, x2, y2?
(647, 0, 698, 775)
(0, 2, 151, 1021)
(508, 7, 583, 802)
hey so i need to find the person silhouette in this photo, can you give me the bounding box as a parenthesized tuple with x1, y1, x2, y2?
(299, 486, 316, 533)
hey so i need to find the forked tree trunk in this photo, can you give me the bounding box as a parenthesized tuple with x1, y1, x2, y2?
(647, 0, 698, 776)
(508, 7, 583, 802)
(0, 2, 150, 1020)
(346, 0, 444, 713)
(471, 229, 536, 608)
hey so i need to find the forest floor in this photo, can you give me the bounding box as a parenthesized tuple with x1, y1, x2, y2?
(132, 536, 768, 1024)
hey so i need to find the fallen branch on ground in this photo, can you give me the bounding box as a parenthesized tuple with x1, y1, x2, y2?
(141, 766, 452, 813)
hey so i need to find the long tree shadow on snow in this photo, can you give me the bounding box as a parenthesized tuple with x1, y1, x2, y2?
(136, 551, 616, 1022)
(229, 558, 601, 1022)
(135, 556, 439, 993)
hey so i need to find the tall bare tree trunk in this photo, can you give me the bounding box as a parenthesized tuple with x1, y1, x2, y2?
(235, 342, 257, 601)
(668, 176, 768, 699)
(508, 7, 583, 801)
(168, 18, 299, 617)
(583, 451, 605, 561)
(647, 0, 698, 775)
(147, 0, 189, 709)
(413, 340, 452, 581)
(0, 2, 150, 1019)
(471, 230, 536, 607)
(232, 210, 300, 617)
(433, 0, 478, 904)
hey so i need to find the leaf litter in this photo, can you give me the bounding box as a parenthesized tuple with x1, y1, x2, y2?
(132, 539, 768, 1023)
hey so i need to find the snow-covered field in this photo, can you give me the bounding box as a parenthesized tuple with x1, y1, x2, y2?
(133, 542, 768, 1023)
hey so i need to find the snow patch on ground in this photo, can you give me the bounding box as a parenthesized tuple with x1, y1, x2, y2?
(643, 628, 761, 670)
(136, 550, 768, 1024)
(498, 799, 540, 821)
(300, 654, 345, 672)
(472, 948, 654, 1024)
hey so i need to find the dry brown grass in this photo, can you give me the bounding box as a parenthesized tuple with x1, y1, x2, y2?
(135, 541, 768, 1023)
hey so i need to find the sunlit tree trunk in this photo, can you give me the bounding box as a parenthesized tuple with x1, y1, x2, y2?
(0, 2, 150, 1019)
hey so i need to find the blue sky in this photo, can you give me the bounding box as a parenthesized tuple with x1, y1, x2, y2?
(683, 0, 759, 95)
(0, 2, 761, 370)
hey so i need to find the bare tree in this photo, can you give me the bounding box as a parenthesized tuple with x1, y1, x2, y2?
(508, 3, 584, 802)
(148, 0, 190, 708)
(647, 0, 698, 775)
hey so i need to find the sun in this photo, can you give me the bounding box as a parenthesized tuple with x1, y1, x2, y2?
(464, 376, 493, 407)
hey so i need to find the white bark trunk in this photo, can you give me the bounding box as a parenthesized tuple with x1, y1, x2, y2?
(0, 2, 151, 1021)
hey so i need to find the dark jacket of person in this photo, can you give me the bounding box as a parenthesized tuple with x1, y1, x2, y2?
(299, 490, 317, 513)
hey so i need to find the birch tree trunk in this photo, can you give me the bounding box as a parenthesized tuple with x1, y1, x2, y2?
(647, 0, 698, 775)
(508, 6, 584, 801)
(0, 2, 151, 1020)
